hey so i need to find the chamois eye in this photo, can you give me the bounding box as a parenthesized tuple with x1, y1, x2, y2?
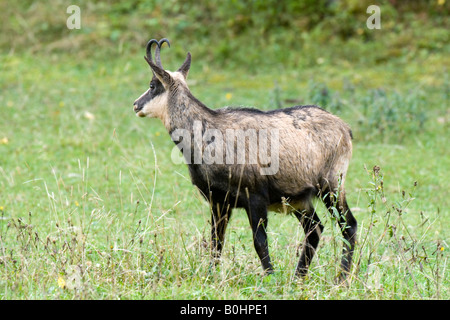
(150, 83, 155, 90)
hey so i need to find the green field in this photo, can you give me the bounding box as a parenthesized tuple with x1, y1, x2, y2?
(0, 1, 448, 299)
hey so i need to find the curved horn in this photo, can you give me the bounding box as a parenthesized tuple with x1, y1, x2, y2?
(145, 39, 159, 66)
(155, 38, 171, 69)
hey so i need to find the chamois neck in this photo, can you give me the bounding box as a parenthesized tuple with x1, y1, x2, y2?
(167, 92, 216, 133)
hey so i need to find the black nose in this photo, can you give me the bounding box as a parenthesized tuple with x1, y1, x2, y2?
(133, 104, 139, 112)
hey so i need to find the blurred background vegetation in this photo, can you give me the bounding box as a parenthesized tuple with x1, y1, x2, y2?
(0, 0, 448, 69)
(1, 0, 448, 144)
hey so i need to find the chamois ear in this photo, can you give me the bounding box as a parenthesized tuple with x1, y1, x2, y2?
(178, 52, 191, 79)
(145, 56, 173, 87)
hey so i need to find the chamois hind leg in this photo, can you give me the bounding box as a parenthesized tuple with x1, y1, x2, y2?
(323, 190, 357, 280)
(294, 201, 324, 277)
(245, 197, 273, 274)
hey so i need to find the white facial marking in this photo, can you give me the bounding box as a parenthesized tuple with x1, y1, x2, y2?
(135, 71, 186, 127)
(138, 91, 169, 119)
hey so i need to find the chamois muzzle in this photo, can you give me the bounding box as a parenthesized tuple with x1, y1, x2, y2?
(133, 38, 171, 115)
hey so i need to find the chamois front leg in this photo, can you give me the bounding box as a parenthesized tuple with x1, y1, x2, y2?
(246, 198, 273, 274)
(210, 202, 232, 263)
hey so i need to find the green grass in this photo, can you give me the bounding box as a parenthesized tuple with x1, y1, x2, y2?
(0, 16, 449, 299)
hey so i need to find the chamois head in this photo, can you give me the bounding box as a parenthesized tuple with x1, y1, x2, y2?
(133, 38, 192, 118)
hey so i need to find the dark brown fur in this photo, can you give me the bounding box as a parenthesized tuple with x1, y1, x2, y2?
(133, 40, 357, 279)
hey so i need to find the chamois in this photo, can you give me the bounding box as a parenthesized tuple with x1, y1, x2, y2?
(133, 38, 357, 279)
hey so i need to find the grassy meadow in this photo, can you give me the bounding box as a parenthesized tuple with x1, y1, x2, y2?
(0, 1, 449, 299)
